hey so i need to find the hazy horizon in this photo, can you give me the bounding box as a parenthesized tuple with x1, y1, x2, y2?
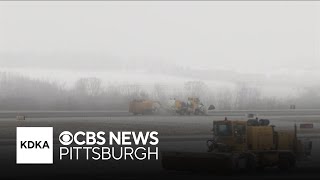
(1, 1, 320, 97)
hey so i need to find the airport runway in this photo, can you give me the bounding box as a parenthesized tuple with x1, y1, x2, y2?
(1, 136, 320, 179)
(0, 109, 320, 118)
(0, 114, 319, 179)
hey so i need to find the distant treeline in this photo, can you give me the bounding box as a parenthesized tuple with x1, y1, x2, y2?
(0, 72, 319, 111)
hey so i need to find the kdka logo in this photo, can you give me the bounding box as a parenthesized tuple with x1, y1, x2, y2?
(16, 127, 53, 164)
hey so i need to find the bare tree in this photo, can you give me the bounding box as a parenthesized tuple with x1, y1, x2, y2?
(152, 84, 167, 101)
(86, 77, 102, 96)
(216, 88, 233, 110)
(184, 81, 207, 98)
(1, 71, 320, 111)
(119, 84, 141, 100)
(74, 77, 102, 96)
(234, 83, 261, 110)
(74, 78, 87, 95)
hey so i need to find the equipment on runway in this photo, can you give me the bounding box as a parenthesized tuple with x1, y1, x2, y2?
(167, 99, 188, 115)
(130, 97, 214, 116)
(162, 118, 312, 172)
(167, 97, 215, 116)
(129, 99, 161, 115)
(186, 97, 205, 115)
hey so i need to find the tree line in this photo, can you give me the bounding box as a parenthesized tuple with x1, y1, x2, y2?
(0, 72, 319, 111)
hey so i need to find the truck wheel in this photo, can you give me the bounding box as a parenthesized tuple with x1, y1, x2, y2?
(278, 158, 290, 170)
(246, 154, 256, 172)
(290, 158, 296, 168)
(256, 166, 265, 172)
(279, 153, 295, 171)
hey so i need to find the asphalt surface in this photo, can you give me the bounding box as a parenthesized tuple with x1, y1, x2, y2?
(0, 111, 132, 118)
(1, 109, 320, 118)
(1, 138, 320, 179)
(0, 112, 320, 179)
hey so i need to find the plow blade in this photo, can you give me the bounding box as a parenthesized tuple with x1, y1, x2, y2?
(161, 151, 234, 172)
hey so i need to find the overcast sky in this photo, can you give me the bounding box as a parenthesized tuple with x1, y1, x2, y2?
(0, 1, 319, 96)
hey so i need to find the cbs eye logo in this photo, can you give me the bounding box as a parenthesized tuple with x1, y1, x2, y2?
(59, 131, 73, 145)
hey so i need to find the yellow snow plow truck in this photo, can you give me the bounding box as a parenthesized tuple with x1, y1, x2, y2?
(129, 99, 160, 115)
(162, 118, 312, 172)
(168, 97, 215, 115)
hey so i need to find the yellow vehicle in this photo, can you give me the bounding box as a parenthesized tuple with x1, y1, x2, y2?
(162, 118, 312, 172)
(167, 97, 214, 116)
(172, 99, 188, 115)
(186, 97, 199, 115)
(129, 99, 160, 115)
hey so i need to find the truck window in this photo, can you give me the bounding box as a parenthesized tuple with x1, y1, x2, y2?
(216, 124, 232, 136)
(234, 125, 246, 136)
